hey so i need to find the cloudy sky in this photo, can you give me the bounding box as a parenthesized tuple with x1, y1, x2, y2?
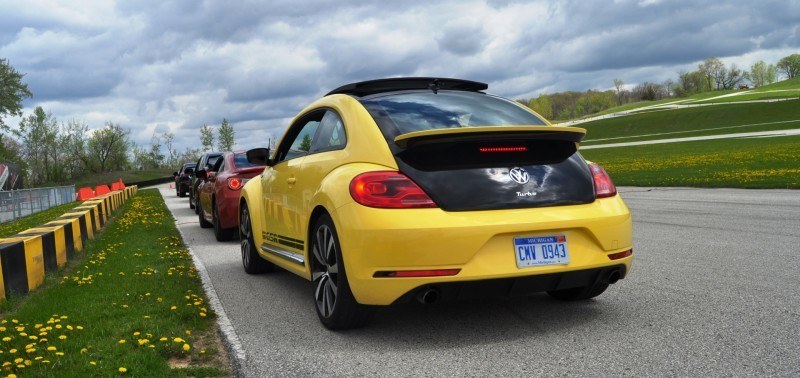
(1, 0, 798, 153)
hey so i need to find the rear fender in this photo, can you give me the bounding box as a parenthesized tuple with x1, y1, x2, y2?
(240, 176, 264, 248)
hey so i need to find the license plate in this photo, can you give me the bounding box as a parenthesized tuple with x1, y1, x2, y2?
(514, 235, 570, 268)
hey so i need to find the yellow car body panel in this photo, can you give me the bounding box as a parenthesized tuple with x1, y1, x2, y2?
(240, 85, 633, 307)
(333, 195, 631, 305)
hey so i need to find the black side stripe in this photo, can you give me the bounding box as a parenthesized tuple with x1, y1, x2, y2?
(0, 241, 28, 297)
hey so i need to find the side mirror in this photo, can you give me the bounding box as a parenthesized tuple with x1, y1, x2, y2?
(246, 147, 271, 166)
(195, 169, 207, 180)
(173, 172, 179, 177)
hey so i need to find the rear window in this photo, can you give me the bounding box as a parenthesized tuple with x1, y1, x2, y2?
(233, 153, 262, 169)
(360, 91, 546, 140)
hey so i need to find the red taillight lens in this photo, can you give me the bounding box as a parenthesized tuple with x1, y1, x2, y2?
(374, 269, 460, 278)
(608, 249, 632, 260)
(479, 146, 528, 153)
(589, 163, 617, 198)
(227, 177, 243, 190)
(350, 171, 437, 208)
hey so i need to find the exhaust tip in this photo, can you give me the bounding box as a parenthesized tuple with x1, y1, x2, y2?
(607, 270, 621, 284)
(416, 287, 440, 304)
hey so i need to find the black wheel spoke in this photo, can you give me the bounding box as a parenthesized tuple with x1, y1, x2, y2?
(313, 224, 339, 319)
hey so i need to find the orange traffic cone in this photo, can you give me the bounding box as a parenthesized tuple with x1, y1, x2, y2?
(169, 183, 174, 189)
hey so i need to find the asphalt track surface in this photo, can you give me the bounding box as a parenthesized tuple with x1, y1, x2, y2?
(158, 184, 800, 376)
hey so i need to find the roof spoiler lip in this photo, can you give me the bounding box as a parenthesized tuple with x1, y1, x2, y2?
(393, 126, 587, 148)
(326, 77, 489, 97)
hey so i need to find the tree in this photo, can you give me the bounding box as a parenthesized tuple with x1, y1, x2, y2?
(698, 57, 724, 90)
(16, 106, 61, 185)
(746, 60, 776, 87)
(162, 131, 178, 168)
(676, 70, 708, 96)
(613, 78, 624, 105)
(178, 147, 202, 164)
(148, 133, 165, 168)
(217, 118, 235, 151)
(298, 134, 312, 151)
(62, 119, 91, 178)
(716, 63, 744, 90)
(0, 59, 32, 131)
(776, 54, 800, 79)
(87, 122, 130, 173)
(200, 124, 215, 151)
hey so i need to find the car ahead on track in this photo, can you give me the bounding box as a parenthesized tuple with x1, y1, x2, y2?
(189, 152, 223, 213)
(196, 150, 267, 241)
(173, 162, 196, 197)
(238, 77, 633, 330)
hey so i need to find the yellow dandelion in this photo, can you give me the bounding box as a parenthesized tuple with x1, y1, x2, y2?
(59, 335, 67, 340)
(0, 327, 5, 331)
(199, 312, 207, 317)
(90, 361, 97, 366)
(8, 374, 16, 378)
(133, 332, 140, 336)
(119, 367, 127, 374)
(183, 343, 190, 352)
(185, 330, 191, 335)
(67, 325, 73, 331)
(47, 346, 56, 351)
(2, 337, 10, 342)
(138, 339, 149, 346)
(14, 358, 22, 364)
(170, 306, 177, 310)
(159, 337, 167, 342)
(25, 348, 36, 353)
(118, 339, 126, 344)
(55, 352, 64, 356)
(200, 349, 206, 354)
(76, 326, 84, 330)
(9, 348, 17, 353)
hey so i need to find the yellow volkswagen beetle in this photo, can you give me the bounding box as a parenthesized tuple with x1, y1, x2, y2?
(239, 78, 632, 329)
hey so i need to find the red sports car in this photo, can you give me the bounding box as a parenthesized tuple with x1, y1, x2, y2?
(197, 150, 266, 240)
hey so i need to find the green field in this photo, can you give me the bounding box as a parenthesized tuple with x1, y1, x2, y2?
(581, 135, 800, 188)
(0, 202, 80, 238)
(69, 169, 173, 188)
(693, 90, 800, 104)
(0, 189, 226, 376)
(580, 100, 800, 143)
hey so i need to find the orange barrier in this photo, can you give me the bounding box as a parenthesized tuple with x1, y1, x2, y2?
(94, 185, 111, 196)
(111, 182, 122, 191)
(117, 178, 125, 189)
(76, 187, 96, 201)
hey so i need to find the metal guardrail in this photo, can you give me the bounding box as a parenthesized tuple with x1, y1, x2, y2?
(0, 185, 76, 224)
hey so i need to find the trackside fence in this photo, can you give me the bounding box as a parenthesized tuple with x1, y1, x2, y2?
(0, 185, 76, 224)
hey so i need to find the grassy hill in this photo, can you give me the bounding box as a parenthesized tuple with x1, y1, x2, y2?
(575, 78, 800, 189)
(69, 169, 173, 188)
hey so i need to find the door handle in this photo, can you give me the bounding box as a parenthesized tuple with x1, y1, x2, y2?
(286, 178, 296, 185)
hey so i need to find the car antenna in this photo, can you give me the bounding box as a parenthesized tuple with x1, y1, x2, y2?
(428, 79, 440, 94)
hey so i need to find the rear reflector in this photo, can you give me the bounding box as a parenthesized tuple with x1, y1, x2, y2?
(479, 146, 528, 153)
(350, 171, 437, 208)
(374, 269, 461, 278)
(589, 163, 617, 198)
(608, 249, 632, 260)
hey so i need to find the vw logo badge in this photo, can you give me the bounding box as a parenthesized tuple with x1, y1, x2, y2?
(509, 167, 529, 184)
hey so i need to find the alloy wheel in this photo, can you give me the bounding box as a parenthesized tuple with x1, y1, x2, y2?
(240, 206, 251, 267)
(312, 225, 339, 318)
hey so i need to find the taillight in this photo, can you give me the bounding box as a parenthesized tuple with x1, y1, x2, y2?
(479, 146, 528, 153)
(608, 249, 632, 260)
(589, 163, 617, 198)
(349, 171, 437, 208)
(227, 177, 243, 190)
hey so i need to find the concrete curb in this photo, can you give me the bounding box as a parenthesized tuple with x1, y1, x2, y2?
(158, 188, 247, 377)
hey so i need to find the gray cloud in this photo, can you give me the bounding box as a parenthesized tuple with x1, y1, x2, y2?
(1, 0, 798, 153)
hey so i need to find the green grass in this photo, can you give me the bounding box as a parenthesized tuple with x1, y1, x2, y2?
(579, 100, 800, 143)
(67, 169, 173, 189)
(581, 135, 800, 188)
(0, 202, 80, 238)
(0, 189, 227, 376)
(750, 77, 800, 91)
(694, 90, 800, 103)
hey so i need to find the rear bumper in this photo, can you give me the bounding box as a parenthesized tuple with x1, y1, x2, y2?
(333, 194, 633, 305)
(393, 264, 626, 304)
(217, 188, 241, 229)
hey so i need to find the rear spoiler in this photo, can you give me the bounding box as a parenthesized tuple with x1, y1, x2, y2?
(393, 126, 586, 148)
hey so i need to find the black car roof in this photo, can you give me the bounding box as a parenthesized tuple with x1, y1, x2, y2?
(326, 77, 488, 97)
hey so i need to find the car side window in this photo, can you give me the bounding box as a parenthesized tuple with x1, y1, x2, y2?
(311, 110, 347, 152)
(275, 111, 325, 164)
(213, 158, 224, 173)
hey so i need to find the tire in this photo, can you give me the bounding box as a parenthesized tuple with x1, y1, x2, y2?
(178, 185, 186, 198)
(213, 201, 235, 241)
(176, 184, 180, 197)
(239, 203, 274, 274)
(310, 214, 375, 330)
(547, 282, 609, 301)
(189, 190, 196, 209)
(198, 203, 212, 228)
